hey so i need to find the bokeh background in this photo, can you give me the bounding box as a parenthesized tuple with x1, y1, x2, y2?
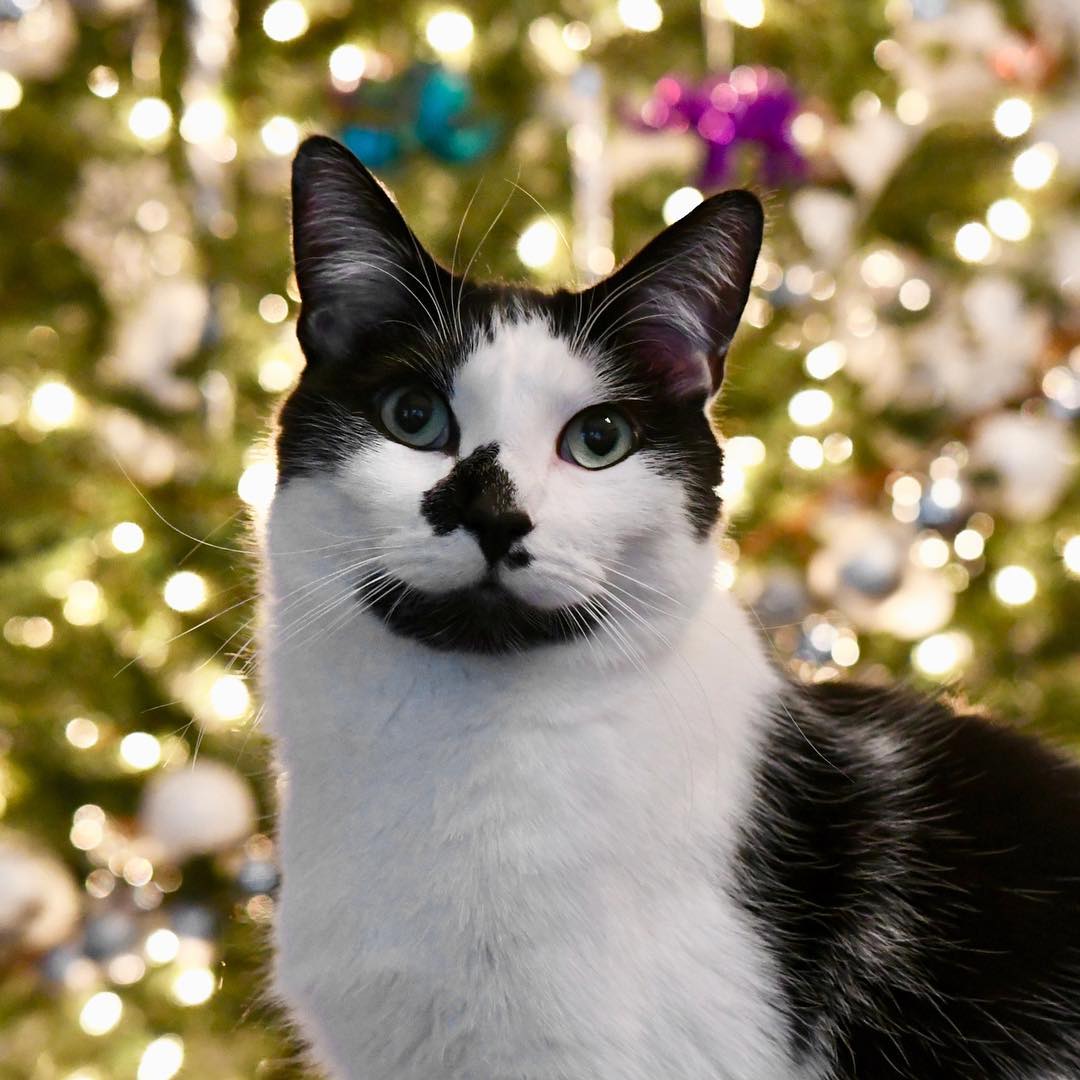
(1, 0, 1079, 1075)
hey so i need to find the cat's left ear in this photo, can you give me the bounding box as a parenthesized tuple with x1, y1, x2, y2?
(583, 191, 763, 398)
(291, 135, 450, 364)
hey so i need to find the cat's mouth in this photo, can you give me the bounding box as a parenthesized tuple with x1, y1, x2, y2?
(353, 571, 603, 654)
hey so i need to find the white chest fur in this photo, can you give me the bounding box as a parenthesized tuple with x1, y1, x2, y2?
(264, 568, 797, 1080)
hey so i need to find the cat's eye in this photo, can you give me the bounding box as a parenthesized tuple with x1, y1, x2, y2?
(559, 405, 639, 470)
(378, 385, 452, 450)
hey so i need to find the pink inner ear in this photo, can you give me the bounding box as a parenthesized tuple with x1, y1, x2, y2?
(632, 324, 715, 398)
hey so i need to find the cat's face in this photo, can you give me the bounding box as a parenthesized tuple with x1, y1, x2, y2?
(267, 137, 762, 657)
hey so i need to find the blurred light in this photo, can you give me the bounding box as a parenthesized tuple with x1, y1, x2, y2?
(164, 571, 207, 613)
(108, 953, 146, 985)
(714, 561, 736, 590)
(898, 277, 931, 311)
(238, 460, 278, 509)
(145, 928, 180, 965)
(258, 353, 300, 392)
(86, 869, 116, 899)
(135, 200, 169, 232)
(128, 98, 172, 141)
(993, 97, 1032, 138)
(29, 380, 76, 430)
(88, 65, 119, 98)
(563, 21, 592, 50)
(986, 198, 1031, 241)
(822, 432, 853, 463)
(785, 264, 814, 295)
(172, 967, 215, 1006)
(70, 817, 103, 850)
(618, 0, 663, 32)
(662, 186, 702, 225)
(262, 0, 308, 41)
(258, 293, 289, 323)
(915, 534, 950, 569)
(587, 247, 615, 275)
(66, 717, 99, 749)
(0, 72, 23, 111)
(953, 529, 985, 561)
(851, 90, 881, 121)
(329, 44, 366, 85)
(123, 857, 154, 887)
(992, 565, 1036, 606)
(210, 674, 250, 721)
(138, 1035, 184, 1080)
(261, 116, 299, 156)
(516, 219, 559, 268)
(788, 389, 833, 427)
(790, 111, 824, 151)
(21, 616, 54, 648)
(896, 88, 928, 125)
(425, 9, 474, 52)
(788, 435, 823, 470)
(120, 732, 162, 770)
(64, 580, 105, 626)
(179, 99, 227, 145)
(1063, 536, 1080, 576)
(891, 475, 922, 505)
(1043, 366, 1080, 411)
(725, 434, 766, 466)
(111, 522, 145, 554)
(1013, 143, 1057, 190)
(831, 634, 860, 667)
(930, 477, 963, 509)
(861, 249, 905, 289)
(79, 992, 122, 1036)
(913, 632, 970, 676)
(954, 222, 992, 263)
(724, 0, 764, 26)
(804, 341, 846, 379)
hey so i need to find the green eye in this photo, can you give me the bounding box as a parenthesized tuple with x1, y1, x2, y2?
(559, 405, 638, 470)
(379, 385, 452, 450)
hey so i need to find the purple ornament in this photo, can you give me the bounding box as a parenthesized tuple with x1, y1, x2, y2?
(635, 66, 807, 189)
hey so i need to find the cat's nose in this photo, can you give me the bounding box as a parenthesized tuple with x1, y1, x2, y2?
(459, 490, 533, 566)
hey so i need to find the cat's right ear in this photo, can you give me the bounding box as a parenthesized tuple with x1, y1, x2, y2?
(291, 135, 449, 364)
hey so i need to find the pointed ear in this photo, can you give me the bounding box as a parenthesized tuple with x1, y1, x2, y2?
(584, 191, 763, 398)
(291, 135, 450, 363)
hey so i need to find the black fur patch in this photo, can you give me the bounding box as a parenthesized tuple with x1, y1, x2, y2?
(356, 572, 601, 654)
(738, 681, 1080, 1078)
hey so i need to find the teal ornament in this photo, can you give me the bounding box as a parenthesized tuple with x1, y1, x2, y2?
(342, 63, 498, 168)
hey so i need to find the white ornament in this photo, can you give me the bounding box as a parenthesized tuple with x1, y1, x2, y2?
(0, 834, 81, 954)
(790, 188, 858, 267)
(139, 761, 257, 860)
(830, 112, 914, 199)
(971, 411, 1076, 521)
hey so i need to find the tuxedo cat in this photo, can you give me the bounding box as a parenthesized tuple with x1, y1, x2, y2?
(261, 135, 1080, 1079)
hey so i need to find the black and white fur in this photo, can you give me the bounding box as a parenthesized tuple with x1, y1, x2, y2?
(261, 136, 1080, 1079)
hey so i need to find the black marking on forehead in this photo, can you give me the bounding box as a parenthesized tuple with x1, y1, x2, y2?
(356, 573, 602, 654)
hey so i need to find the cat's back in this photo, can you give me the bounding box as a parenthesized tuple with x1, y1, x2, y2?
(740, 680, 1080, 1079)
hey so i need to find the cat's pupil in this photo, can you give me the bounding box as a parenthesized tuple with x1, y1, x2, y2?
(395, 390, 432, 434)
(582, 414, 619, 456)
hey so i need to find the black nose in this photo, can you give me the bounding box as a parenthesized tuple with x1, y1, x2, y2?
(460, 490, 533, 565)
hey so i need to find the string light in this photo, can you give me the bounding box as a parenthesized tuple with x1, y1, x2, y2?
(913, 632, 971, 676)
(79, 992, 123, 1036)
(260, 116, 300, 156)
(725, 435, 766, 467)
(262, 0, 308, 42)
(329, 44, 367, 89)
(804, 341, 846, 380)
(0, 71, 24, 111)
(1063, 536, 1080, 577)
(66, 717, 99, 749)
(992, 565, 1036, 606)
(138, 1036, 184, 1080)
(914, 534, 950, 569)
(993, 98, 1032, 138)
(563, 21, 592, 50)
(145, 928, 181, 965)
(87, 66, 118, 99)
(986, 198, 1031, 242)
(662, 187, 703, 225)
(425, 10, 475, 53)
(788, 435, 824, 470)
(954, 222, 992, 263)
(1013, 143, 1057, 190)
(896, 88, 928, 126)
(111, 522, 145, 554)
(237, 460, 277, 509)
(128, 98, 173, 141)
(258, 293, 289, 323)
(822, 433, 853, 463)
(953, 529, 985, 561)
(617, 0, 663, 32)
(209, 674, 250, 722)
(29, 380, 76, 430)
(831, 633, 860, 667)
(120, 732, 162, 770)
(898, 277, 931, 311)
(516, 219, 559, 268)
(64, 580, 105, 626)
(179, 99, 227, 145)
(164, 571, 207, 613)
(788, 389, 834, 427)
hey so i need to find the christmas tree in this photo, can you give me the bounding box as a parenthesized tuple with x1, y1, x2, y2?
(1, 0, 1077, 1075)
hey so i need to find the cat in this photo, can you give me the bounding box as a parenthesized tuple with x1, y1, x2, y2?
(261, 134, 1080, 1080)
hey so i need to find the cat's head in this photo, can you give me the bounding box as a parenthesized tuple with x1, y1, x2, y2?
(268, 135, 762, 658)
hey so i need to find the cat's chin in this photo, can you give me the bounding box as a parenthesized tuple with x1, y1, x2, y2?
(355, 571, 603, 654)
